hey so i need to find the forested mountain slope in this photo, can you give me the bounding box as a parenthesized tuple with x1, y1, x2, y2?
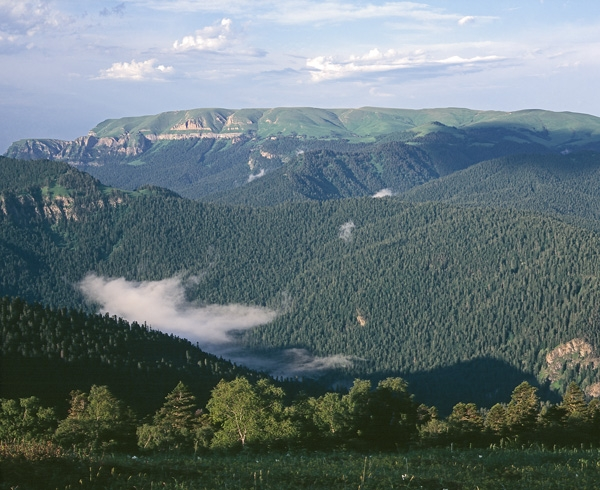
(6, 107, 600, 202)
(0, 297, 261, 416)
(402, 151, 600, 229)
(2, 156, 600, 410)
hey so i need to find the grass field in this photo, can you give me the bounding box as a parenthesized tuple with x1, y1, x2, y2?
(3, 444, 600, 489)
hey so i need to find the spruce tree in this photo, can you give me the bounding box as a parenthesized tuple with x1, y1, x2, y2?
(137, 381, 209, 452)
(505, 382, 540, 438)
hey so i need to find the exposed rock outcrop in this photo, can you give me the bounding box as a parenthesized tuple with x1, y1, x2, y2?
(540, 338, 600, 397)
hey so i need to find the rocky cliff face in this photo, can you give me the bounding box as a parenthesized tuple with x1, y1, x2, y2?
(0, 191, 126, 225)
(540, 338, 600, 396)
(5, 132, 156, 165)
(6, 128, 246, 165)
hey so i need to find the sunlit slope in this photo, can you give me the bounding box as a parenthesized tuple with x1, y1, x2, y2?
(86, 107, 600, 145)
(91, 108, 263, 136)
(402, 151, 600, 226)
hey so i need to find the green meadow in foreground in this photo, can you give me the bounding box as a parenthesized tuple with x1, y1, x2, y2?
(3, 444, 600, 490)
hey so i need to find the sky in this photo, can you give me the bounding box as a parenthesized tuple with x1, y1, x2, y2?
(1, 0, 600, 152)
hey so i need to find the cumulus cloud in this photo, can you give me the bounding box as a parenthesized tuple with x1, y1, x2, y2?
(339, 220, 355, 241)
(0, 0, 72, 50)
(173, 18, 233, 52)
(172, 17, 265, 57)
(248, 168, 266, 182)
(0, 0, 69, 35)
(458, 16, 476, 25)
(96, 59, 174, 81)
(78, 274, 277, 346)
(373, 188, 393, 198)
(307, 48, 504, 81)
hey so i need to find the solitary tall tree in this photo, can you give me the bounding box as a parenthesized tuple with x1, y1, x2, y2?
(505, 382, 540, 437)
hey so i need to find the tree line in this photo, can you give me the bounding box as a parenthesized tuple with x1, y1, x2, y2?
(3, 376, 600, 456)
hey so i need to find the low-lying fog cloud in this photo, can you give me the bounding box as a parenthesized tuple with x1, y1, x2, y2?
(339, 220, 355, 241)
(223, 347, 360, 379)
(78, 273, 357, 377)
(248, 168, 266, 182)
(78, 273, 277, 345)
(372, 188, 393, 198)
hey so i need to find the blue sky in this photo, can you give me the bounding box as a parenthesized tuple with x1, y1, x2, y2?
(1, 0, 599, 151)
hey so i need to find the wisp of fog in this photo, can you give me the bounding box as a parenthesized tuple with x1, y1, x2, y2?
(78, 273, 357, 377)
(372, 188, 393, 198)
(338, 220, 355, 241)
(78, 273, 277, 346)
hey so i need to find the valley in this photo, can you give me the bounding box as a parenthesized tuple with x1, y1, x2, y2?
(3, 106, 600, 462)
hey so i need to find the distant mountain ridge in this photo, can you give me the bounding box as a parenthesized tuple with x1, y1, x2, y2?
(6, 107, 600, 202)
(402, 151, 600, 231)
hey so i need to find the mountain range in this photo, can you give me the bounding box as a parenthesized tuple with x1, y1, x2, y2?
(3, 106, 600, 413)
(6, 107, 600, 202)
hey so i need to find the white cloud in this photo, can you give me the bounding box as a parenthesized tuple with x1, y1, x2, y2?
(173, 18, 233, 52)
(0, 0, 72, 50)
(0, 0, 69, 35)
(458, 16, 476, 26)
(96, 59, 174, 81)
(248, 168, 266, 182)
(259, 1, 466, 25)
(268, 348, 358, 377)
(373, 188, 393, 198)
(77, 273, 356, 377)
(284, 349, 355, 372)
(171, 17, 265, 58)
(307, 48, 504, 81)
(339, 220, 355, 241)
(438, 55, 503, 64)
(126, 0, 249, 14)
(134, 1, 496, 26)
(78, 274, 277, 346)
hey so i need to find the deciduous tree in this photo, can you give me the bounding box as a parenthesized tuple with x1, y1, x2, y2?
(54, 385, 136, 452)
(207, 377, 295, 450)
